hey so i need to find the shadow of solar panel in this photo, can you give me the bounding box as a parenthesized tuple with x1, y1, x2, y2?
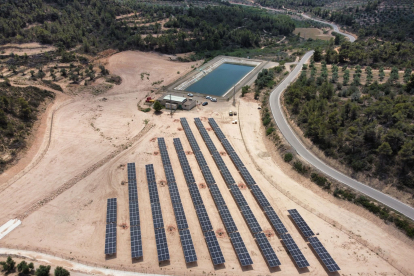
(229, 232, 253, 266)
(151, 202, 165, 229)
(204, 231, 225, 265)
(105, 224, 117, 255)
(238, 167, 256, 186)
(209, 184, 226, 207)
(179, 229, 198, 263)
(195, 204, 213, 232)
(173, 203, 189, 230)
(148, 184, 159, 204)
(217, 205, 238, 233)
(250, 185, 271, 208)
(168, 183, 182, 204)
(263, 206, 287, 235)
(229, 185, 248, 208)
(219, 167, 236, 186)
(240, 205, 262, 234)
(255, 232, 281, 267)
(201, 166, 216, 185)
(288, 209, 315, 238)
(129, 201, 140, 226)
(308, 236, 340, 272)
(281, 233, 309, 268)
(106, 198, 117, 224)
(130, 225, 143, 258)
(188, 184, 204, 206)
(155, 228, 170, 262)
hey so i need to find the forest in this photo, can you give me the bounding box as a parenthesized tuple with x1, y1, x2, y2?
(0, 0, 295, 55)
(284, 70, 414, 190)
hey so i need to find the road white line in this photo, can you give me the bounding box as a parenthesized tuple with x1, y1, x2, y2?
(0, 219, 21, 240)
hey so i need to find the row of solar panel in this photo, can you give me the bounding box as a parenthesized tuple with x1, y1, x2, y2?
(207, 119, 332, 270)
(105, 198, 117, 255)
(127, 163, 143, 259)
(187, 119, 263, 267)
(145, 164, 170, 262)
(195, 118, 283, 268)
(176, 123, 226, 266)
(157, 138, 198, 263)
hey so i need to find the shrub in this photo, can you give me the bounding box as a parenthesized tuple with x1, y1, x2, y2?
(266, 127, 275, 136)
(0, 256, 15, 272)
(55, 266, 70, 276)
(284, 153, 293, 162)
(310, 173, 327, 186)
(35, 265, 51, 276)
(153, 101, 162, 112)
(17, 261, 34, 274)
(293, 161, 307, 174)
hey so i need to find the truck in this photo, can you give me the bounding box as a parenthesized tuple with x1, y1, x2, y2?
(145, 97, 155, 103)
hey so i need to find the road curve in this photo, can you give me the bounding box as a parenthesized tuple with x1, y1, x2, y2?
(269, 51, 414, 220)
(300, 14, 356, 42)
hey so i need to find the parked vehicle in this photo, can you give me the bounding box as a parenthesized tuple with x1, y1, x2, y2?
(187, 93, 194, 97)
(229, 111, 233, 116)
(211, 98, 217, 102)
(205, 96, 211, 99)
(202, 102, 208, 106)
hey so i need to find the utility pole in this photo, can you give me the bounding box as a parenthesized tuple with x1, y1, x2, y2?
(232, 86, 236, 107)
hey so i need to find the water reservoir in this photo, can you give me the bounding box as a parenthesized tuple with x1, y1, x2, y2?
(186, 63, 255, 96)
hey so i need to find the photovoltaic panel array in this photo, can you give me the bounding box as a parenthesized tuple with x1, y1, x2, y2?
(105, 198, 117, 255)
(192, 118, 282, 267)
(173, 136, 224, 265)
(127, 163, 142, 259)
(156, 138, 197, 263)
(204, 231, 226, 265)
(178, 122, 256, 266)
(229, 232, 253, 266)
(308, 236, 340, 272)
(288, 209, 315, 238)
(263, 206, 288, 235)
(255, 232, 281, 267)
(281, 233, 310, 268)
(145, 164, 170, 262)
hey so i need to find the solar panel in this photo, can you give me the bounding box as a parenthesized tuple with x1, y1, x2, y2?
(130, 225, 143, 258)
(195, 204, 213, 232)
(208, 184, 226, 207)
(106, 198, 117, 224)
(219, 167, 236, 186)
(255, 232, 281, 267)
(229, 185, 248, 208)
(200, 166, 216, 185)
(163, 165, 176, 183)
(212, 152, 226, 168)
(217, 205, 238, 233)
(288, 209, 315, 238)
(238, 167, 256, 186)
(221, 139, 234, 153)
(280, 233, 309, 268)
(194, 152, 208, 167)
(148, 184, 160, 204)
(263, 206, 288, 235)
(308, 236, 340, 272)
(228, 152, 245, 169)
(173, 203, 189, 230)
(204, 231, 225, 265)
(129, 186, 138, 201)
(240, 205, 262, 234)
(151, 202, 165, 229)
(179, 229, 198, 263)
(155, 228, 170, 262)
(229, 232, 253, 266)
(129, 201, 140, 226)
(127, 163, 137, 180)
(104, 224, 117, 255)
(250, 185, 271, 208)
(168, 183, 182, 204)
(173, 138, 184, 152)
(145, 164, 156, 183)
(188, 183, 204, 206)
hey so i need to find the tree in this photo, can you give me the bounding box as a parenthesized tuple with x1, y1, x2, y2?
(241, 85, 250, 97)
(390, 67, 399, 81)
(37, 70, 46, 80)
(0, 256, 15, 272)
(153, 100, 162, 112)
(60, 68, 67, 77)
(313, 48, 322, 62)
(379, 67, 385, 81)
(17, 261, 34, 274)
(406, 74, 414, 94)
(403, 68, 412, 83)
(54, 266, 70, 276)
(378, 142, 393, 156)
(30, 70, 35, 77)
(35, 265, 51, 276)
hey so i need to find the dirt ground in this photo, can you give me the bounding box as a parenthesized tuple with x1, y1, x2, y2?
(0, 43, 56, 56)
(293, 28, 334, 41)
(1, 51, 414, 276)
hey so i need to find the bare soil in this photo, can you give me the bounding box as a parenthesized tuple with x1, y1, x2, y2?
(0, 51, 413, 276)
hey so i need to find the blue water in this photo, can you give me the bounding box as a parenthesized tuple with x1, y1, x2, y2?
(186, 63, 254, 96)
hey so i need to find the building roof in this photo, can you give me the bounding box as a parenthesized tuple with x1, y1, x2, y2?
(163, 95, 187, 102)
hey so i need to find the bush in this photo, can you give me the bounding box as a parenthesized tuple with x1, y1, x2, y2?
(55, 266, 70, 276)
(293, 161, 307, 174)
(310, 173, 327, 186)
(266, 127, 275, 136)
(142, 107, 151, 112)
(17, 261, 34, 274)
(0, 256, 15, 272)
(36, 265, 51, 276)
(284, 153, 293, 162)
(153, 101, 162, 112)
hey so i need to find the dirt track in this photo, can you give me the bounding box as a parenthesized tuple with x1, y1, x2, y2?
(0, 51, 413, 276)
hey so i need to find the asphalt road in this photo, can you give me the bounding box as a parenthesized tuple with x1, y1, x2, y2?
(269, 52, 414, 221)
(301, 14, 356, 42)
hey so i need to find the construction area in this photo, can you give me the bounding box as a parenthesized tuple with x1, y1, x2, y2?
(0, 51, 414, 276)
